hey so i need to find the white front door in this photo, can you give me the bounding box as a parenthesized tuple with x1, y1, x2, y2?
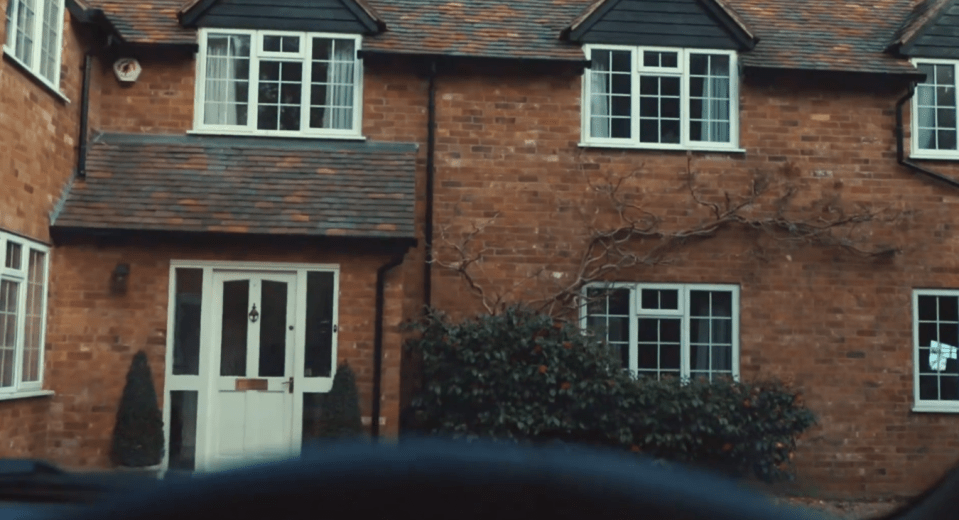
(207, 271, 297, 470)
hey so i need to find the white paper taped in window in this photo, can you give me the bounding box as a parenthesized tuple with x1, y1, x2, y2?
(930, 340, 958, 371)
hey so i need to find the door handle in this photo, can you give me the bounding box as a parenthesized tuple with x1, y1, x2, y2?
(282, 376, 294, 393)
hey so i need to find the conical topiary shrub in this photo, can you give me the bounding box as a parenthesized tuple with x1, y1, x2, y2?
(317, 363, 363, 438)
(111, 350, 164, 467)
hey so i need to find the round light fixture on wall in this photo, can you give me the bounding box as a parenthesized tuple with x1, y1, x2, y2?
(113, 58, 142, 83)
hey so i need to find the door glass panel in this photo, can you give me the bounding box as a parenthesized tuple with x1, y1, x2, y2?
(259, 280, 287, 377)
(220, 280, 249, 376)
(173, 268, 202, 375)
(168, 390, 198, 471)
(305, 272, 334, 378)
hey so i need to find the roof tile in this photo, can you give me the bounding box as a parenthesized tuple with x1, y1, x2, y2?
(52, 133, 418, 239)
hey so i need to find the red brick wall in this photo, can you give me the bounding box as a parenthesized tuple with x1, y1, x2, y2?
(44, 235, 406, 467)
(0, 5, 85, 459)
(419, 61, 959, 497)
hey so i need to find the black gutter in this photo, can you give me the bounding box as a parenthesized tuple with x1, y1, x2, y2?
(896, 85, 959, 190)
(423, 60, 437, 309)
(371, 253, 406, 440)
(77, 53, 93, 179)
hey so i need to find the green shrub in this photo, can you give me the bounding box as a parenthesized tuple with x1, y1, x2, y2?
(405, 306, 635, 448)
(628, 376, 816, 482)
(405, 305, 816, 482)
(111, 350, 164, 467)
(316, 362, 364, 438)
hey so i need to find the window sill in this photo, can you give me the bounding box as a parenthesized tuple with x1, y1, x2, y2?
(0, 389, 55, 402)
(911, 403, 959, 414)
(188, 129, 367, 141)
(2, 48, 70, 104)
(909, 152, 959, 162)
(579, 141, 745, 154)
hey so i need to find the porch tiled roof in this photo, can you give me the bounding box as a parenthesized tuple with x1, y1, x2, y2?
(52, 133, 418, 240)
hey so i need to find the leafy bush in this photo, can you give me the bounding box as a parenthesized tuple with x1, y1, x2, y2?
(111, 350, 164, 467)
(405, 306, 635, 448)
(628, 376, 816, 482)
(404, 305, 816, 482)
(316, 363, 364, 438)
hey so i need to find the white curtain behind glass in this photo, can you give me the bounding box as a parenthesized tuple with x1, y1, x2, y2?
(323, 40, 354, 129)
(701, 55, 730, 143)
(204, 35, 248, 126)
(590, 55, 610, 138)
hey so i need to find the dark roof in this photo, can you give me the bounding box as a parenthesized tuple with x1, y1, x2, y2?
(69, 0, 927, 74)
(562, 0, 757, 49)
(891, 0, 953, 51)
(362, 0, 587, 61)
(52, 134, 418, 240)
(726, 0, 922, 75)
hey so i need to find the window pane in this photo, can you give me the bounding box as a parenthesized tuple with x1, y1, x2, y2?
(263, 35, 281, 52)
(5, 242, 22, 269)
(204, 34, 251, 126)
(173, 268, 202, 376)
(258, 280, 288, 377)
(920, 374, 939, 400)
(939, 295, 959, 321)
(20, 250, 45, 383)
(610, 50, 631, 72)
(168, 391, 198, 471)
(14, 0, 36, 64)
(39, 0, 60, 81)
(309, 39, 357, 130)
(304, 272, 335, 378)
(0, 280, 19, 388)
(220, 280, 249, 377)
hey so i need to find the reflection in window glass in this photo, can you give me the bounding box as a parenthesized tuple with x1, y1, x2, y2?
(220, 280, 249, 377)
(305, 272, 335, 378)
(173, 268, 202, 375)
(168, 391, 198, 471)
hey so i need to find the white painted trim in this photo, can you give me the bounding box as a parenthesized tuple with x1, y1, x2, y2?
(911, 288, 959, 410)
(0, 231, 50, 393)
(193, 28, 364, 138)
(581, 282, 740, 382)
(581, 44, 739, 150)
(910, 59, 959, 158)
(163, 260, 341, 472)
(2, 0, 67, 100)
(0, 389, 54, 401)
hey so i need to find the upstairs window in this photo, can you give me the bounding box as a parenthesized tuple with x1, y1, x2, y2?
(195, 29, 362, 137)
(582, 283, 739, 381)
(4, 0, 65, 88)
(583, 46, 738, 151)
(913, 60, 959, 158)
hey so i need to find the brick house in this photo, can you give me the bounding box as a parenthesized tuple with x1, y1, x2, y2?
(5, 0, 959, 497)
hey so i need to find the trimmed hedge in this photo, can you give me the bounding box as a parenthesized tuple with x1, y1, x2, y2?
(404, 306, 815, 482)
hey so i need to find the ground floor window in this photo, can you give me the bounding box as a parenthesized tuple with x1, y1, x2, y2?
(582, 283, 739, 381)
(0, 230, 48, 395)
(914, 290, 959, 412)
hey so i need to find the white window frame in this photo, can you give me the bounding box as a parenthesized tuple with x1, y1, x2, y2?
(579, 282, 740, 381)
(0, 230, 50, 398)
(912, 289, 959, 413)
(192, 28, 364, 139)
(581, 44, 741, 152)
(3, 0, 66, 94)
(911, 58, 959, 160)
